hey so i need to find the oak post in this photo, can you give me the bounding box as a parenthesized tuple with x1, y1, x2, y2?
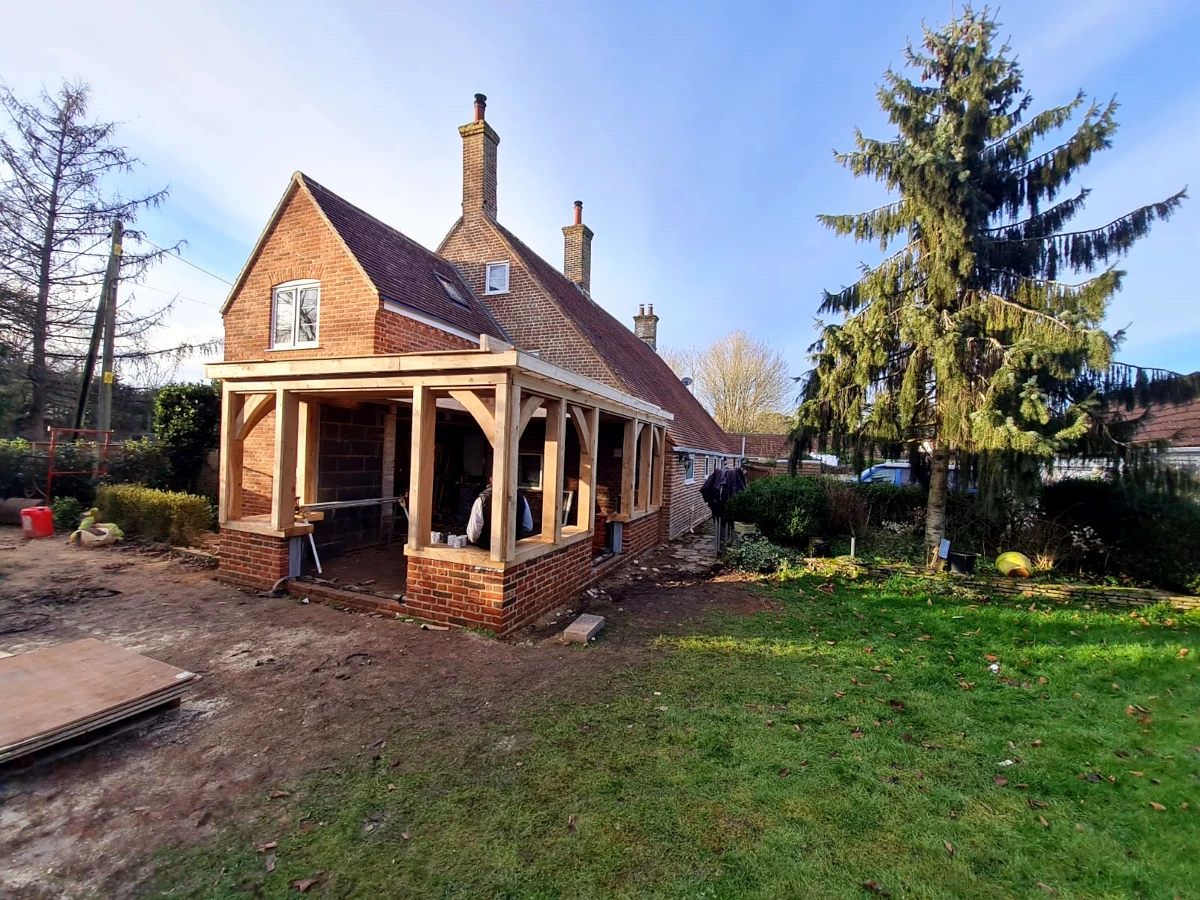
(380, 404, 397, 543)
(620, 418, 637, 517)
(541, 398, 566, 543)
(491, 378, 520, 562)
(637, 420, 652, 512)
(219, 388, 245, 524)
(407, 386, 437, 551)
(270, 389, 300, 532)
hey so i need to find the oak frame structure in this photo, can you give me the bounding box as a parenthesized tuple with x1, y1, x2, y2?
(207, 339, 671, 572)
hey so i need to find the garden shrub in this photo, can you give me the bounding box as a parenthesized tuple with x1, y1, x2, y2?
(1041, 479, 1200, 593)
(106, 438, 171, 489)
(153, 383, 220, 492)
(0, 438, 36, 497)
(96, 484, 214, 546)
(821, 478, 869, 535)
(726, 476, 829, 546)
(51, 496, 83, 533)
(725, 534, 801, 574)
(859, 484, 925, 528)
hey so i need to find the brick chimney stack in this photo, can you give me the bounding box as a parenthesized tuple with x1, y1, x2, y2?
(633, 303, 659, 351)
(459, 93, 500, 219)
(562, 200, 594, 293)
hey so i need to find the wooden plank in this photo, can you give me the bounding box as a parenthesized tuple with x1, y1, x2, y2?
(271, 389, 300, 532)
(513, 372, 670, 424)
(407, 385, 437, 552)
(228, 372, 503, 395)
(219, 388, 245, 524)
(234, 392, 276, 441)
(621, 418, 637, 518)
(0, 639, 197, 762)
(297, 400, 320, 506)
(541, 399, 565, 543)
(518, 394, 545, 436)
(491, 378, 518, 562)
(380, 404, 397, 544)
(448, 389, 496, 445)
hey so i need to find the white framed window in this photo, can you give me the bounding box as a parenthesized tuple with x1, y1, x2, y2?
(272, 280, 320, 349)
(485, 261, 510, 294)
(518, 451, 543, 489)
(684, 454, 696, 484)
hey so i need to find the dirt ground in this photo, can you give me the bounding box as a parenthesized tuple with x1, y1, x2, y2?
(0, 525, 760, 899)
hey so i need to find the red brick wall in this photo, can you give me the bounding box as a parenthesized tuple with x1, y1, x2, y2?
(374, 307, 477, 353)
(439, 218, 618, 385)
(217, 527, 290, 590)
(242, 410, 276, 517)
(223, 186, 378, 362)
(223, 184, 472, 363)
(622, 509, 663, 559)
(661, 446, 721, 540)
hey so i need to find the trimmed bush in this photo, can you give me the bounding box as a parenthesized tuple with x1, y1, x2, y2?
(96, 484, 214, 546)
(822, 478, 870, 535)
(106, 438, 171, 489)
(726, 476, 828, 546)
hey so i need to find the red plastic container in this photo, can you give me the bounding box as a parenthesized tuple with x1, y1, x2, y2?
(20, 506, 54, 539)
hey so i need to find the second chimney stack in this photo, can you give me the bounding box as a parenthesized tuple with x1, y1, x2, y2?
(633, 303, 659, 352)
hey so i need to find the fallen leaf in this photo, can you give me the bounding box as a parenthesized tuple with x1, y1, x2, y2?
(916, 634, 932, 642)
(1036, 883, 1055, 895)
(291, 878, 319, 893)
(517, 849, 533, 864)
(884, 673, 893, 683)
(1031, 739, 1043, 747)
(779, 768, 790, 777)
(1016, 783, 1030, 790)
(1027, 798, 1049, 809)
(1114, 750, 1129, 758)
(568, 814, 577, 832)
(1179, 648, 1190, 658)
(835, 691, 846, 699)
(401, 830, 412, 840)
(265, 854, 276, 873)
(765, 720, 775, 727)
(890, 700, 905, 712)
(985, 654, 998, 662)
(949, 808, 959, 819)
(944, 840, 955, 856)
(1149, 802, 1166, 812)
(1039, 815, 1050, 828)
(1037, 676, 1048, 685)
(1130, 771, 1145, 777)
(270, 790, 290, 799)
(257, 841, 278, 852)
(994, 775, 1009, 787)
(1075, 823, 1084, 832)
(851, 728, 865, 739)
(860, 880, 890, 896)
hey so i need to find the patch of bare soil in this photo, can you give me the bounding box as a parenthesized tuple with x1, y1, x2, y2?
(0, 526, 756, 899)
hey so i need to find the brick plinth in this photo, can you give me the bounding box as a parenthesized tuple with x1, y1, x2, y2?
(217, 528, 291, 590)
(405, 510, 662, 635)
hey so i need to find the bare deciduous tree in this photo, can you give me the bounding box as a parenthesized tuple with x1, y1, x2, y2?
(0, 79, 212, 437)
(662, 331, 794, 433)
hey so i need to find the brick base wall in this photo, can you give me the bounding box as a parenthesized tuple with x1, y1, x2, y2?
(404, 512, 665, 636)
(217, 528, 291, 590)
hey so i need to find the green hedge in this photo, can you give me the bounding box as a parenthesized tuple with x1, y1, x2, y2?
(726, 476, 829, 546)
(95, 484, 214, 546)
(859, 484, 926, 526)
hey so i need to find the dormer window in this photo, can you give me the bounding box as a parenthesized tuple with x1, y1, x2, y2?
(272, 280, 320, 349)
(437, 275, 470, 308)
(485, 261, 510, 294)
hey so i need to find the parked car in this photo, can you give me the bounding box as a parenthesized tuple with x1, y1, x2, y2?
(856, 460, 975, 492)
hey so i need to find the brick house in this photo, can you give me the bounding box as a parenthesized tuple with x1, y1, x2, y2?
(206, 94, 738, 633)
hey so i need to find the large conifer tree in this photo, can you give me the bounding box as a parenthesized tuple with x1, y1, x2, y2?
(800, 8, 1186, 560)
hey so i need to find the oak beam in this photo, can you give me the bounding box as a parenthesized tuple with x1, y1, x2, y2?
(296, 400, 320, 506)
(620, 418, 637, 518)
(651, 425, 666, 508)
(637, 419, 653, 513)
(407, 386, 437, 552)
(219, 388, 246, 524)
(541, 398, 566, 544)
(518, 394, 545, 437)
(270, 389, 300, 532)
(234, 392, 275, 441)
(491, 378, 519, 562)
(449, 389, 496, 444)
(380, 404, 397, 543)
(576, 405, 599, 533)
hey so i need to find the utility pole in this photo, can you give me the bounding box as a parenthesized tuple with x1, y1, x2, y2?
(94, 219, 123, 433)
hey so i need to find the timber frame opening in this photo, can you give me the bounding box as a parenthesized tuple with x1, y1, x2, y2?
(207, 338, 671, 570)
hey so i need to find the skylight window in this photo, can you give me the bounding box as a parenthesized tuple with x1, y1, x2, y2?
(437, 275, 470, 308)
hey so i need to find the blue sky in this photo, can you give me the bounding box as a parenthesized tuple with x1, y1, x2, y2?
(6, 0, 1199, 384)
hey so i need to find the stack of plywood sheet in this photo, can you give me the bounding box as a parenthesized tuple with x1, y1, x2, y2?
(0, 638, 199, 764)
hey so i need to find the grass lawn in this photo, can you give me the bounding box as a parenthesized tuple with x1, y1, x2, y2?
(153, 575, 1198, 899)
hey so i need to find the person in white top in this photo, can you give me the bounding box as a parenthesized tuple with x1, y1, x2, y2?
(466, 475, 534, 549)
